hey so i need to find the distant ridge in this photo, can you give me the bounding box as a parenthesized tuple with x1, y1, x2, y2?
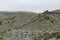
(51, 9, 60, 13)
(0, 11, 36, 14)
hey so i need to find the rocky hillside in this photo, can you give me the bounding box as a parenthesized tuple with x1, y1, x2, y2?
(0, 10, 60, 40)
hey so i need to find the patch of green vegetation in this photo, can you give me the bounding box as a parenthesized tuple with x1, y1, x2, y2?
(51, 32, 60, 39)
(0, 21, 3, 25)
(34, 38, 39, 40)
(43, 32, 60, 40)
(50, 20, 54, 23)
(5, 16, 15, 20)
(43, 32, 52, 40)
(56, 34, 60, 39)
(34, 36, 41, 40)
(30, 15, 38, 23)
(0, 36, 4, 40)
(44, 16, 50, 20)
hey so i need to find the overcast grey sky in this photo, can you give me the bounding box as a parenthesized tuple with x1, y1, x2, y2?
(0, 0, 60, 12)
